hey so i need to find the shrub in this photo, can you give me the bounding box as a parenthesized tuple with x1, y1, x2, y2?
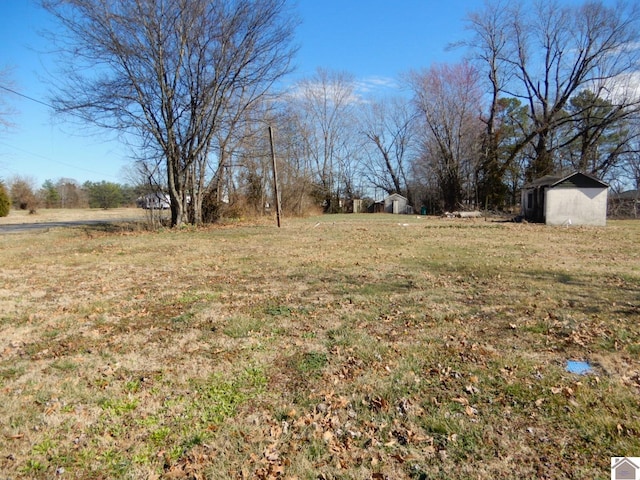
(201, 188, 224, 223)
(9, 177, 38, 212)
(0, 181, 10, 217)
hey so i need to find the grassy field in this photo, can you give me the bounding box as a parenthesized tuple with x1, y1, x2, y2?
(0, 212, 638, 479)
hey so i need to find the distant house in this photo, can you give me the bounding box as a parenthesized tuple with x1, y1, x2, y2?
(137, 193, 171, 210)
(370, 193, 412, 214)
(351, 199, 364, 213)
(521, 172, 608, 226)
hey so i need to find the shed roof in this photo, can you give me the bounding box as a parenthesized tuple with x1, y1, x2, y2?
(385, 193, 408, 201)
(523, 172, 608, 189)
(375, 193, 408, 204)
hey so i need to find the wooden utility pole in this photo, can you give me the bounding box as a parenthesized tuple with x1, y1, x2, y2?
(268, 125, 282, 228)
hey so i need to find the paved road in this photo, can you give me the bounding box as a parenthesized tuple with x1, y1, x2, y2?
(0, 219, 135, 234)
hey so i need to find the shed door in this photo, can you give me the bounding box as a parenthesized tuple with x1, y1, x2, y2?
(393, 199, 400, 214)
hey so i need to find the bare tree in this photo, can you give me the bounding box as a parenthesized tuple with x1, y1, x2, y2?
(270, 104, 318, 216)
(199, 96, 282, 221)
(360, 96, 417, 204)
(56, 178, 86, 208)
(619, 118, 640, 191)
(42, 0, 298, 226)
(558, 89, 639, 180)
(609, 118, 640, 217)
(409, 61, 484, 212)
(0, 67, 17, 132)
(469, 0, 640, 182)
(464, 0, 518, 209)
(289, 68, 360, 212)
(462, 0, 640, 218)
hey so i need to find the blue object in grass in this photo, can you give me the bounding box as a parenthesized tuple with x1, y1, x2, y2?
(566, 360, 592, 375)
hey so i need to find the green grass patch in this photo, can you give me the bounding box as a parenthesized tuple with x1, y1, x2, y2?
(223, 315, 266, 338)
(294, 351, 328, 375)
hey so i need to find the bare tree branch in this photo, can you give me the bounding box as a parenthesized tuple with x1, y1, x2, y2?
(42, 0, 298, 226)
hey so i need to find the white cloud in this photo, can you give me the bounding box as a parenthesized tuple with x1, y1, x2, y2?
(283, 74, 404, 107)
(600, 71, 640, 104)
(355, 76, 400, 95)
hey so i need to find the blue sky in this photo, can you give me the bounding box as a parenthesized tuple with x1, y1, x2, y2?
(0, 1, 477, 186)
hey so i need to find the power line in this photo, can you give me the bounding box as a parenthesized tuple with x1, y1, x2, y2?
(0, 84, 55, 110)
(0, 140, 120, 180)
(0, 84, 123, 181)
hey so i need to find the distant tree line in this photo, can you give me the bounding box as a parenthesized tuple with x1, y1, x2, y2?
(4, 0, 638, 224)
(1, 175, 141, 212)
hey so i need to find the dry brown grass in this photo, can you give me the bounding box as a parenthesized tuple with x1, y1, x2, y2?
(0, 213, 638, 479)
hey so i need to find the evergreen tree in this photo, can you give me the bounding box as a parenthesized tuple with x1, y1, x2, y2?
(565, 90, 629, 177)
(84, 181, 124, 209)
(0, 181, 10, 217)
(40, 179, 60, 208)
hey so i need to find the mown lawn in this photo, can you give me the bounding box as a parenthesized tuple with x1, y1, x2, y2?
(0, 214, 638, 479)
